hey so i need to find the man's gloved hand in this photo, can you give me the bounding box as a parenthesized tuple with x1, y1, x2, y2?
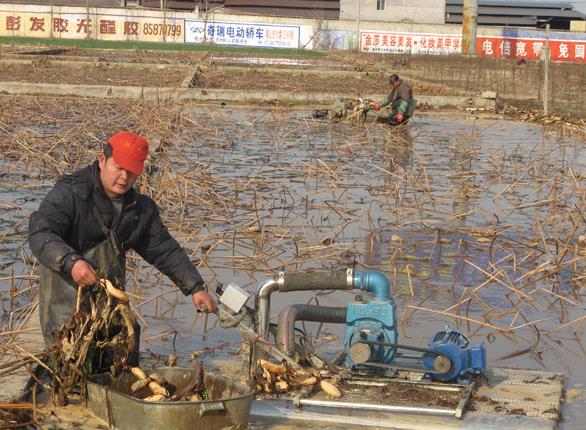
(373, 102, 382, 111)
(71, 259, 98, 287)
(192, 290, 217, 313)
(396, 112, 405, 123)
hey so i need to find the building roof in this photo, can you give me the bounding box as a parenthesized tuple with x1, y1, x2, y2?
(222, 0, 340, 19)
(446, 0, 586, 29)
(447, 0, 578, 9)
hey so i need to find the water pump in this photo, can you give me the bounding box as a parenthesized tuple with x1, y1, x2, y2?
(254, 269, 486, 383)
(344, 271, 397, 368)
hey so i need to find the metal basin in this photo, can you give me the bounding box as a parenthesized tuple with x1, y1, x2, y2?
(87, 366, 254, 430)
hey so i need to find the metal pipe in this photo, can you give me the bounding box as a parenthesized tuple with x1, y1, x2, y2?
(353, 270, 390, 300)
(216, 305, 300, 370)
(255, 277, 278, 339)
(277, 305, 347, 355)
(257, 269, 391, 339)
(279, 270, 353, 292)
(295, 399, 456, 416)
(256, 269, 391, 345)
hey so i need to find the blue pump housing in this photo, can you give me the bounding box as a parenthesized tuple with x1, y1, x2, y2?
(340, 271, 487, 381)
(423, 328, 486, 383)
(344, 271, 397, 368)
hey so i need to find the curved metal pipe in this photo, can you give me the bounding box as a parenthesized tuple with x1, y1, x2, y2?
(255, 278, 278, 339)
(354, 270, 391, 300)
(277, 305, 347, 355)
(255, 270, 391, 341)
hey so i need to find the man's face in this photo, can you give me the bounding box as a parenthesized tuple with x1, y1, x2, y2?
(98, 154, 139, 199)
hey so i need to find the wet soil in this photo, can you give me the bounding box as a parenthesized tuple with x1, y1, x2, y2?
(0, 59, 452, 97)
(0, 45, 208, 65)
(0, 62, 188, 87)
(189, 66, 453, 96)
(0, 45, 456, 96)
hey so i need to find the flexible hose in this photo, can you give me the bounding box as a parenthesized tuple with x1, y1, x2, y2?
(277, 304, 347, 355)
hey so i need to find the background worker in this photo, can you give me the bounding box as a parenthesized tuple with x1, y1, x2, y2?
(28, 131, 216, 365)
(373, 74, 415, 126)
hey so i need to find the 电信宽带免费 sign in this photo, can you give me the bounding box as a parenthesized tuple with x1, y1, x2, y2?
(185, 19, 300, 48)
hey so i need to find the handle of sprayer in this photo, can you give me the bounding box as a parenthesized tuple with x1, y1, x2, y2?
(277, 269, 354, 293)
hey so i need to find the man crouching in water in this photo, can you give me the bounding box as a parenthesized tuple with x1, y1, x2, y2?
(373, 74, 415, 126)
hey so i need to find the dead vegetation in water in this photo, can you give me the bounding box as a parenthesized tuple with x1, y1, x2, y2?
(0, 95, 584, 400)
(0, 403, 41, 428)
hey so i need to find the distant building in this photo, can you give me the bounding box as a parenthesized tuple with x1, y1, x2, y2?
(445, 0, 586, 30)
(339, 0, 445, 24)
(5, 0, 584, 31)
(220, 0, 340, 18)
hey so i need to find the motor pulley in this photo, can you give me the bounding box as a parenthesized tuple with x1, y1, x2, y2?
(423, 328, 486, 383)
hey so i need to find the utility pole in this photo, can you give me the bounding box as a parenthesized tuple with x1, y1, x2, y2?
(356, 0, 361, 50)
(543, 23, 551, 115)
(462, 0, 478, 55)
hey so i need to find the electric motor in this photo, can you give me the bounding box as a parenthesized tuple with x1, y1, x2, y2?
(423, 328, 486, 383)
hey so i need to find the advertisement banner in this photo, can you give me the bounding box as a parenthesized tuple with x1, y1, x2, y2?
(185, 19, 300, 48)
(0, 10, 184, 43)
(477, 36, 585, 63)
(360, 30, 462, 55)
(360, 30, 586, 63)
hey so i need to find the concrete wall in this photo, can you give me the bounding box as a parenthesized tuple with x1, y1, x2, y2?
(339, 0, 445, 25)
(571, 21, 586, 32)
(1, 4, 585, 62)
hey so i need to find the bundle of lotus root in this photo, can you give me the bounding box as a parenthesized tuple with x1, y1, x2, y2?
(255, 359, 342, 399)
(129, 362, 207, 402)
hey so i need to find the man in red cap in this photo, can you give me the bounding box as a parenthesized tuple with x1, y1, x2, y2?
(29, 131, 216, 363)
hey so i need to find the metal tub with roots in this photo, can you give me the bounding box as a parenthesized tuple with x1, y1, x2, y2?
(87, 366, 254, 430)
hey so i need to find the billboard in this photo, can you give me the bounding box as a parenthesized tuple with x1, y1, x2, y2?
(360, 29, 586, 63)
(185, 19, 301, 48)
(0, 9, 184, 43)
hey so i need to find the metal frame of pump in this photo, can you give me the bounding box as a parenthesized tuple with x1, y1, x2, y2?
(253, 269, 486, 383)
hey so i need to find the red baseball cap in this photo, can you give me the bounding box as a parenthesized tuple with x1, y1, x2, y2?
(108, 131, 148, 176)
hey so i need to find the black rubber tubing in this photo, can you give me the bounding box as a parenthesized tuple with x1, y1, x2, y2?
(279, 271, 351, 292)
(277, 304, 347, 355)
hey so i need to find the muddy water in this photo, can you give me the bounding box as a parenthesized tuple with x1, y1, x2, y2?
(1, 109, 584, 428)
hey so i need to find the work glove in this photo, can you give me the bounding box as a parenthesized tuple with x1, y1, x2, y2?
(373, 102, 382, 111)
(396, 112, 404, 123)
